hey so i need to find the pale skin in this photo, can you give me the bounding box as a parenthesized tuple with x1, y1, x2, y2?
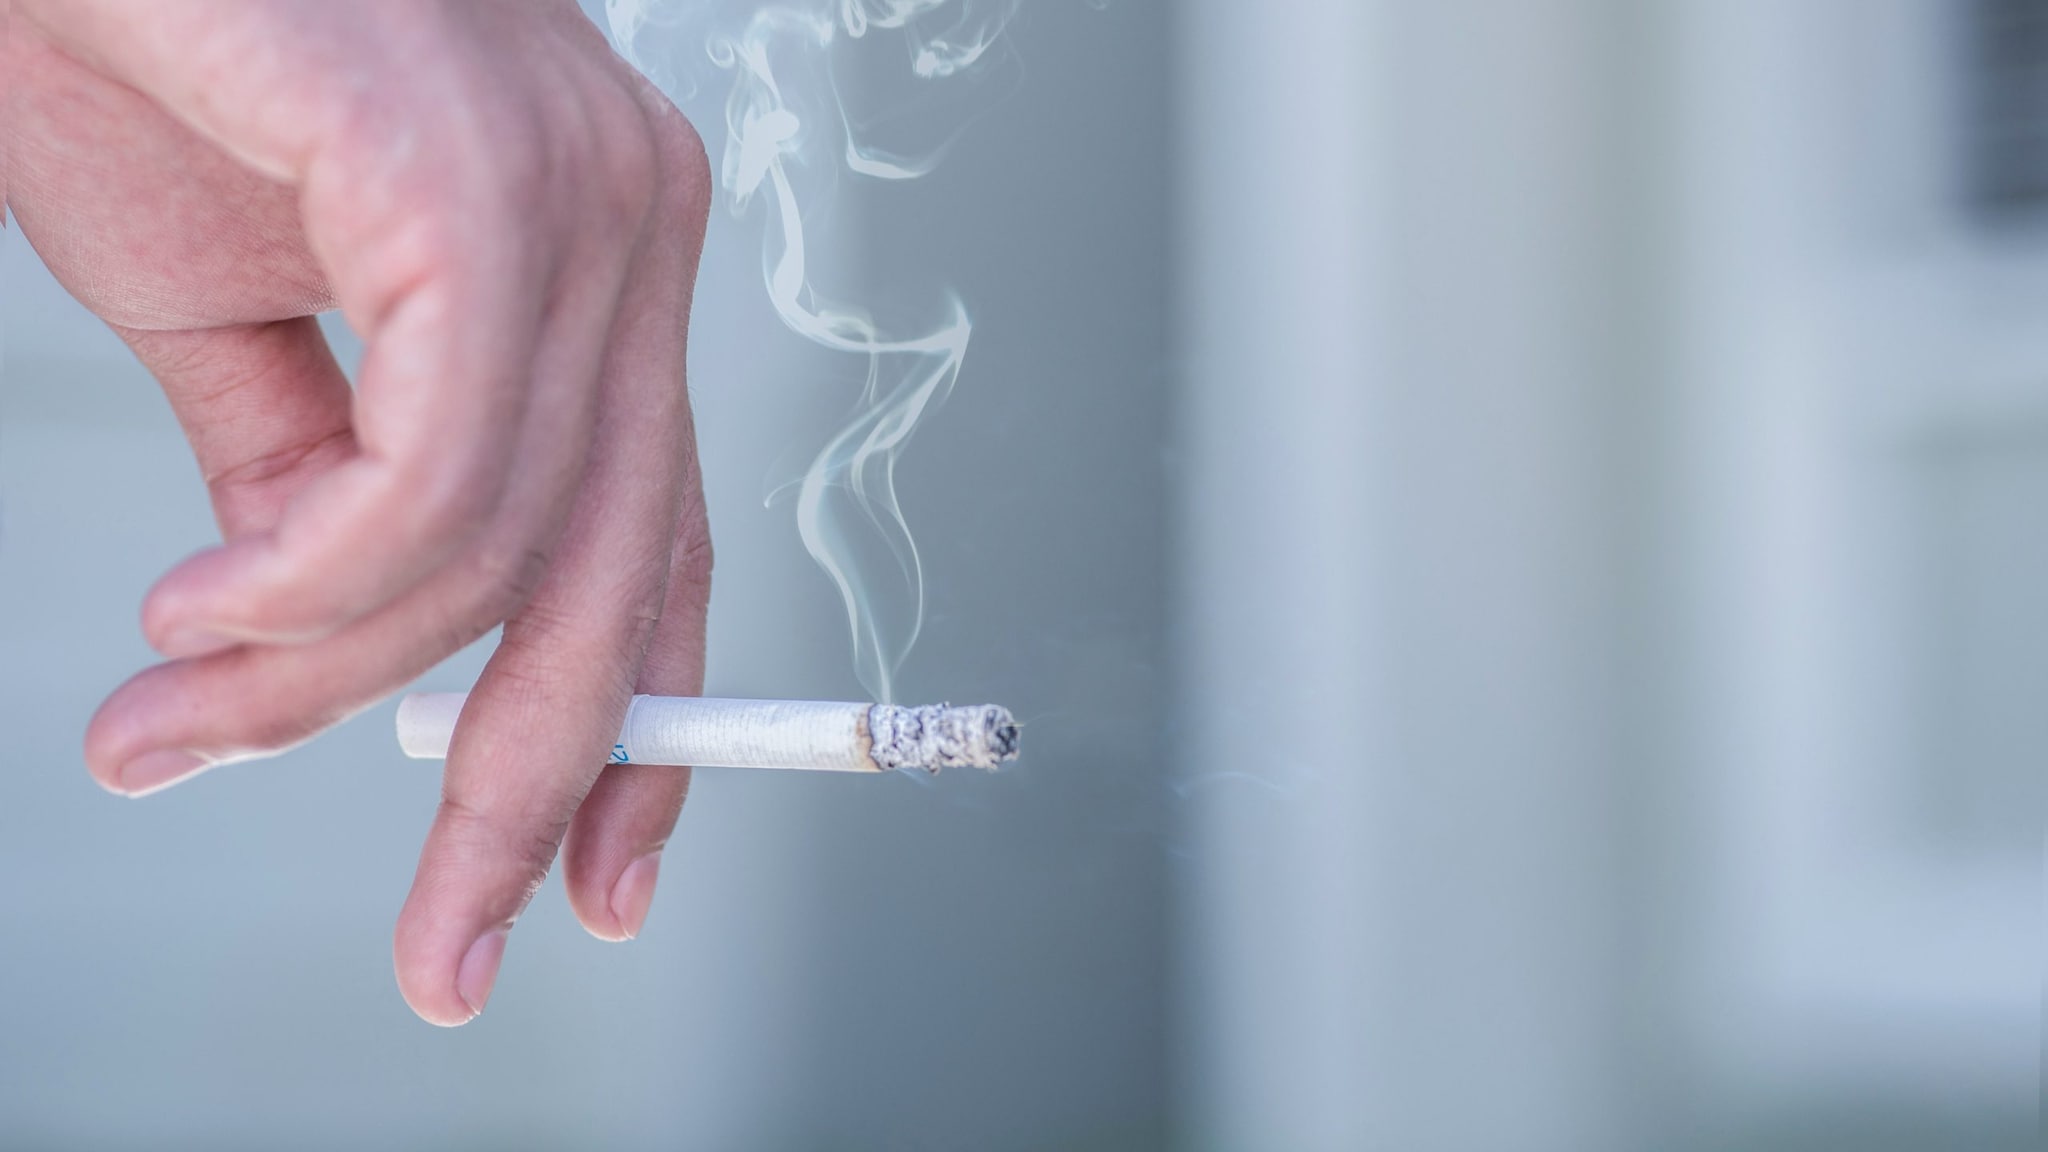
(7, 0, 715, 1025)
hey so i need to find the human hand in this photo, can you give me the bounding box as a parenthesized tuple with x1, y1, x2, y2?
(8, 0, 714, 1025)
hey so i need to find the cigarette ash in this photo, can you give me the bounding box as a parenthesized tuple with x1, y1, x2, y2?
(867, 703, 1020, 772)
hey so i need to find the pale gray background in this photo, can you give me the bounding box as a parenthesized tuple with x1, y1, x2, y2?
(3, 1, 2039, 1149)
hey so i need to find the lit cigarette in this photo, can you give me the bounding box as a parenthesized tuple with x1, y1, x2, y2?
(396, 694, 1020, 774)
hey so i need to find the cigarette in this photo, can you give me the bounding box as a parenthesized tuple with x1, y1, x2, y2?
(395, 694, 1020, 774)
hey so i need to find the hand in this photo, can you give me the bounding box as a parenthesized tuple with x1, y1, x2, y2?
(8, 0, 715, 1025)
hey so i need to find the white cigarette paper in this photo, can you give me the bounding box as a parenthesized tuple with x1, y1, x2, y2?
(396, 694, 1020, 774)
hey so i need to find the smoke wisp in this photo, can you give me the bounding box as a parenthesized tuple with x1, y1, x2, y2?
(604, 0, 1021, 701)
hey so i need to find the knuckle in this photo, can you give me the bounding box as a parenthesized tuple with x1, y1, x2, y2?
(671, 509, 714, 596)
(669, 480, 714, 584)
(498, 588, 660, 699)
(467, 541, 554, 622)
(402, 442, 507, 546)
(620, 592, 668, 664)
(592, 100, 661, 234)
(473, 125, 554, 222)
(637, 93, 713, 223)
(497, 595, 583, 664)
(436, 794, 567, 902)
(124, 327, 228, 381)
(353, 215, 461, 322)
(206, 428, 357, 512)
(423, 591, 505, 663)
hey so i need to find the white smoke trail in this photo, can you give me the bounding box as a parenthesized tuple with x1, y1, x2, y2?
(604, 0, 1020, 702)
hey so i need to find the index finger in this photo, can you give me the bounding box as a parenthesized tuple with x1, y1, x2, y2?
(48, 11, 569, 655)
(142, 221, 541, 654)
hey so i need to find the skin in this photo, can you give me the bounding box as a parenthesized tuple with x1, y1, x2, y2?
(6, 0, 716, 1025)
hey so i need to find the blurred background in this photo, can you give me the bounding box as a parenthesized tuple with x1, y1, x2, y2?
(0, 0, 2037, 1149)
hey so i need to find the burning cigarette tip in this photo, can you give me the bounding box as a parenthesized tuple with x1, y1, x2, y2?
(868, 703, 1021, 773)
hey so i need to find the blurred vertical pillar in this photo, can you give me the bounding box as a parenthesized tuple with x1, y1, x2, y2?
(1172, 2, 1637, 1148)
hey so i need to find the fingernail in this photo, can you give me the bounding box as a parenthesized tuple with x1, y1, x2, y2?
(157, 626, 236, 660)
(609, 852, 663, 941)
(456, 930, 508, 1019)
(118, 750, 208, 796)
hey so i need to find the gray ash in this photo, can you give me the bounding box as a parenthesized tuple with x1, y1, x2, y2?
(867, 703, 1021, 773)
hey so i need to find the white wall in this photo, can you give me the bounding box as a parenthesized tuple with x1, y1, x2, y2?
(1174, 1, 2040, 1148)
(1174, 1, 1632, 1148)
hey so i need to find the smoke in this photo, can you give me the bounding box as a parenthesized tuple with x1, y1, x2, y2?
(603, 0, 1021, 701)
